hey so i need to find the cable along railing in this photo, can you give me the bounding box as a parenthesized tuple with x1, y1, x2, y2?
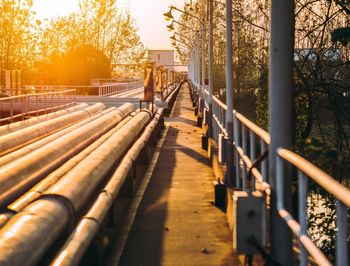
(201, 85, 349, 265)
(0, 89, 76, 124)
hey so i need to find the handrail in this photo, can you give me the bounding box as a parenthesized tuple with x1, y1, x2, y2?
(276, 148, 350, 265)
(213, 95, 227, 110)
(191, 80, 349, 265)
(235, 113, 270, 144)
(0, 89, 76, 101)
(0, 90, 76, 124)
(277, 148, 350, 207)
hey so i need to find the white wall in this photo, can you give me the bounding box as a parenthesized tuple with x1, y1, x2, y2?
(148, 50, 175, 75)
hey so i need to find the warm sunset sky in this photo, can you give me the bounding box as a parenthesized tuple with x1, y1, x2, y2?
(33, 0, 185, 50)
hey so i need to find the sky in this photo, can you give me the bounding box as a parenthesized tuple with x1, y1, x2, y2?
(33, 0, 185, 50)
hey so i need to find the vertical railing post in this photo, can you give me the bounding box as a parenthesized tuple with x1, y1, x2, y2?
(224, 0, 235, 185)
(336, 200, 348, 266)
(298, 171, 308, 266)
(269, 0, 295, 264)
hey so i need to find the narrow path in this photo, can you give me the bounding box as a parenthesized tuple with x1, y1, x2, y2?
(119, 83, 239, 266)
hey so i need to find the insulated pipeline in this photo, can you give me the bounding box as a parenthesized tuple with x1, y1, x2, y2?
(0, 110, 152, 266)
(51, 108, 164, 266)
(0, 107, 117, 168)
(0, 103, 135, 208)
(0, 103, 106, 156)
(7, 110, 139, 214)
(0, 103, 88, 137)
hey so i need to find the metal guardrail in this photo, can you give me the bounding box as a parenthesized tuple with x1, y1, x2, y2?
(196, 83, 349, 265)
(277, 149, 350, 266)
(25, 80, 143, 96)
(98, 80, 144, 96)
(0, 89, 76, 124)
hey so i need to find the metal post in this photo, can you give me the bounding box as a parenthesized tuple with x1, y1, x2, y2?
(206, 0, 214, 138)
(336, 200, 348, 266)
(224, 0, 235, 185)
(269, 0, 295, 264)
(201, 23, 205, 93)
(196, 35, 201, 93)
(298, 171, 308, 266)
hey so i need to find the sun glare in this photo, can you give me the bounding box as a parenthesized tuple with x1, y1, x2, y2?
(33, 0, 80, 20)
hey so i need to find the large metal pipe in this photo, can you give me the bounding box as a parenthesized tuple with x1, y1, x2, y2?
(6, 111, 139, 214)
(51, 108, 164, 266)
(0, 110, 152, 266)
(0, 103, 135, 208)
(0, 111, 138, 229)
(0, 107, 118, 167)
(0, 103, 106, 156)
(0, 103, 89, 137)
(46, 110, 152, 211)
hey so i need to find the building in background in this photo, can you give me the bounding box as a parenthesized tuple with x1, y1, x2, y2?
(147, 50, 175, 77)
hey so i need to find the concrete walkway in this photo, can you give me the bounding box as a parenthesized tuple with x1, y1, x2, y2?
(119, 83, 239, 266)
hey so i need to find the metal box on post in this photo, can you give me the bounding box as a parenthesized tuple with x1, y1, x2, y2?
(232, 191, 264, 255)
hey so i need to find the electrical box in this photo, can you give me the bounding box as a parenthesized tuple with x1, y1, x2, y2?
(232, 191, 264, 255)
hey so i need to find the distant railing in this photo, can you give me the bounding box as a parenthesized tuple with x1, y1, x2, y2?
(24, 80, 143, 96)
(195, 82, 350, 265)
(0, 89, 76, 124)
(98, 80, 144, 96)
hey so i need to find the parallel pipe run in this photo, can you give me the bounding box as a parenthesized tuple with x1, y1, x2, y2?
(0, 103, 135, 208)
(46, 109, 152, 212)
(0, 107, 118, 168)
(51, 108, 164, 266)
(0, 103, 106, 156)
(0, 110, 152, 266)
(7, 111, 138, 214)
(0, 103, 88, 137)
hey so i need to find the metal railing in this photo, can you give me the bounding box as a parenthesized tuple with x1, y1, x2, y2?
(24, 80, 143, 96)
(98, 80, 144, 96)
(0, 89, 76, 124)
(195, 83, 350, 265)
(277, 149, 350, 266)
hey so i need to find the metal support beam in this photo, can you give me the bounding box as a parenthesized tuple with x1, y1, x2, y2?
(224, 0, 234, 185)
(269, 0, 295, 264)
(196, 35, 200, 90)
(201, 23, 206, 91)
(206, 0, 214, 138)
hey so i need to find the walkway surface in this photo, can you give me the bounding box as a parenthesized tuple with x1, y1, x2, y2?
(119, 83, 239, 266)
